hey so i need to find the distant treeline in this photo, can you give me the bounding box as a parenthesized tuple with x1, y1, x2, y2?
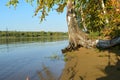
(0, 31, 68, 38)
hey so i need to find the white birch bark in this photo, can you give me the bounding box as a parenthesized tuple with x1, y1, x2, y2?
(101, 0, 109, 24)
(80, 4, 87, 32)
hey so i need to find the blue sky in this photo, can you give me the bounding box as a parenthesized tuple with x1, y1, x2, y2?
(0, 0, 68, 32)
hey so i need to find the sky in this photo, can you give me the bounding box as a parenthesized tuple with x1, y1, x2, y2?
(0, 0, 68, 32)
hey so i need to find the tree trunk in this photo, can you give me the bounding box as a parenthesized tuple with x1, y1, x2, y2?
(62, 0, 94, 52)
(101, 0, 109, 24)
(62, 0, 120, 53)
(80, 3, 87, 32)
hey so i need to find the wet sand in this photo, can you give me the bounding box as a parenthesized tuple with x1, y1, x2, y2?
(60, 48, 120, 80)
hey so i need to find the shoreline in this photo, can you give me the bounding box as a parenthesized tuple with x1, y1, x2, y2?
(60, 48, 120, 80)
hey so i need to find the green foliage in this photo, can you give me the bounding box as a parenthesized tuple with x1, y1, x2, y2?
(6, 0, 19, 8)
(101, 0, 120, 38)
(6, 0, 67, 21)
(89, 31, 100, 39)
(34, 0, 67, 21)
(56, 3, 67, 12)
(75, 0, 120, 39)
(82, 0, 105, 32)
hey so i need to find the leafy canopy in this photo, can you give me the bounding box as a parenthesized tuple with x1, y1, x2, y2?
(6, 0, 68, 21)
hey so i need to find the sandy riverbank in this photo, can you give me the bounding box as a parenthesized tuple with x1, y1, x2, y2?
(60, 48, 120, 80)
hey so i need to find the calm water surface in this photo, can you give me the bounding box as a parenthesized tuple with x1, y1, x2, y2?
(0, 38, 68, 80)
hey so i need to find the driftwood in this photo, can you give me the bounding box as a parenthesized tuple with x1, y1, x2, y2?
(62, 37, 120, 53)
(96, 37, 120, 49)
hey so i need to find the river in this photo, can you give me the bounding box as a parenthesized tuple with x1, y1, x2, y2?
(0, 38, 68, 80)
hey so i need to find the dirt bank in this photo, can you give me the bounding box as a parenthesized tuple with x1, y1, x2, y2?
(60, 48, 120, 80)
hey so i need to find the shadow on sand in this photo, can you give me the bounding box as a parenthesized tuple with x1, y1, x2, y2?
(97, 47, 120, 80)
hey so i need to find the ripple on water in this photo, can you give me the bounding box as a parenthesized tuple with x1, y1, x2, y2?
(0, 40, 68, 80)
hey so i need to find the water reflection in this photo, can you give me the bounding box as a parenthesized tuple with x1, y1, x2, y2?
(0, 37, 68, 53)
(37, 64, 55, 80)
(0, 37, 67, 45)
(0, 38, 68, 80)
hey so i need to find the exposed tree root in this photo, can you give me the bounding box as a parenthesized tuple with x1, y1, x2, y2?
(62, 43, 81, 53)
(62, 37, 120, 53)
